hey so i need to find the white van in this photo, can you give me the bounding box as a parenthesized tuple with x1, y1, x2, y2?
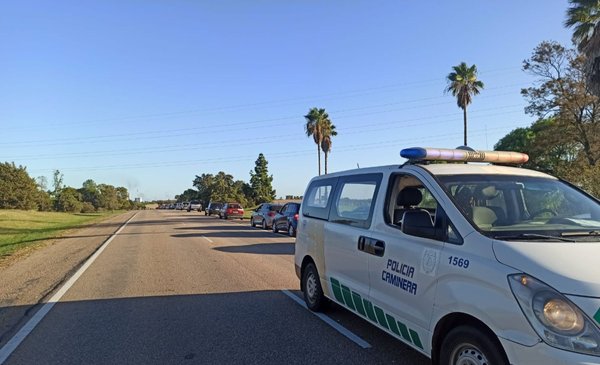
(294, 147, 600, 365)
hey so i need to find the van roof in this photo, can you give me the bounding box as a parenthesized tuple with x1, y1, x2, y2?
(308, 163, 555, 180)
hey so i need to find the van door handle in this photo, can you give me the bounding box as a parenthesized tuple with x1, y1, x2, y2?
(372, 240, 385, 256)
(358, 236, 385, 256)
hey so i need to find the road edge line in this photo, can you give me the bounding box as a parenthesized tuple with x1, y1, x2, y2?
(281, 289, 371, 349)
(0, 212, 139, 364)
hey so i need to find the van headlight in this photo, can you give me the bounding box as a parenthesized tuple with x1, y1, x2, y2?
(508, 274, 600, 356)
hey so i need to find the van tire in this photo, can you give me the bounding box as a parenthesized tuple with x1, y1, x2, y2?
(439, 325, 507, 365)
(302, 263, 326, 312)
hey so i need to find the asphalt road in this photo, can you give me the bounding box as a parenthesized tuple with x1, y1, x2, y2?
(2, 210, 430, 364)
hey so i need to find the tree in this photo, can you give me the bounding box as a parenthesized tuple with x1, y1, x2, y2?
(97, 184, 120, 210)
(249, 153, 276, 203)
(52, 170, 64, 198)
(116, 187, 131, 209)
(211, 171, 235, 202)
(0, 162, 40, 210)
(55, 187, 83, 212)
(494, 118, 578, 174)
(79, 179, 99, 209)
(177, 188, 198, 202)
(565, 0, 600, 93)
(320, 120, 337, 174)
(305, 108, 331, 175)
(445, 62, 485, 146)
(193, 173, 215, 206)
(521, 41, 600, 166)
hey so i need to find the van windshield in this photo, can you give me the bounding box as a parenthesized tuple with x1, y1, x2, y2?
(437, 174, 600, 237)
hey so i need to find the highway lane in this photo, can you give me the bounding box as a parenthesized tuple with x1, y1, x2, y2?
(2, 210, 429, 364)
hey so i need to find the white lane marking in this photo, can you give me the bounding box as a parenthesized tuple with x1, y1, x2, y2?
(0, 213, 139, 365)
(201, 235, 213, 243)
(281, 289, 371, 349)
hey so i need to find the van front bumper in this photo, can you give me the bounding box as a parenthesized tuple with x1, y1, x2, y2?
(500, 337, 599, 364)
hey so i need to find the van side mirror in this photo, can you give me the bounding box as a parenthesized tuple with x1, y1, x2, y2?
(402, 210, 436, 239)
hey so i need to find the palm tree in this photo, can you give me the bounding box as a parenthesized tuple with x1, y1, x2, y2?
(304, 108, 331, 175)
(445, 62, 484, 146)
(321, 121, 337, 175)
(565, 0, 600, 93)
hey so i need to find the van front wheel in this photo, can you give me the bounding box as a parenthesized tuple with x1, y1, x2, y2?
(439, 326, 507, 365)
(302, 263, 326, 312)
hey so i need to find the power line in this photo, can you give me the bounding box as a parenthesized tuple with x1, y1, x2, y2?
(3, 106, 525, 158)
(1, 95, 525, 148)
(3, 67, 522, 132)
(25, 124, 522, 174)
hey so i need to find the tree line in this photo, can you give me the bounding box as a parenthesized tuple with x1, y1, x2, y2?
(0, 163, 144, 212)
(170, 153, 276, 208)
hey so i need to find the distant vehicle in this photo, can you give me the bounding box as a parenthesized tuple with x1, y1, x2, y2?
(182, 202, 190, 211)
(188, 200, 202, 212)
(168, 203, 175, 209)
(219, 203, 244, 220)
(250, 203, 283, 229)
(272, 202, 300, 237)
(205, 202, 223, 216)
(175, 202, 184, 210)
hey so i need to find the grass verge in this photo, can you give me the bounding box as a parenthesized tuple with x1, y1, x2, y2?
(0, 210, 124, 258)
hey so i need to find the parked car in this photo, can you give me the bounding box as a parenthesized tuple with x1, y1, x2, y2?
(205, 202, 223, 216)
(250, 203, 283, 229)
(219, 203, 244, 220)
(188, 200, 202, 212)
(175, 202, 184, 210)
(272, 202, 300, 236)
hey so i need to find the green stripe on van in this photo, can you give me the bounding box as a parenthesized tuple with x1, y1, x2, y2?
(595, 308, 600, 325)
(330, 278, 345, 303)
(385, 314, 401, 337)
(396, 321, 411, 342)
(341, 285, 356, 311)
(409, 329, 424, 349)
(329, 276, 425, 351)
(363, 299, 378, 323)
(374, 306, 389, 330)
(352, 292, 367, 316)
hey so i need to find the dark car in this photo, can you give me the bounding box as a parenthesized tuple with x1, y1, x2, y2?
(205, 202, 223, 216)
(250, 203, 283, 229)
(271, 202, 300, 237)
(219, 203, 244, 220)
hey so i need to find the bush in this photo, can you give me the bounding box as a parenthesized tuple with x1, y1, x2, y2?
(80, 202, 96, 213)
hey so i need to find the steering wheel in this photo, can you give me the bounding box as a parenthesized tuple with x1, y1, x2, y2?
(529, 208, 558, 219)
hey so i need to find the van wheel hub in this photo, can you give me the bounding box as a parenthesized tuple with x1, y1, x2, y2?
(306, 273, 317, 301)
(453, 344, 488, 365)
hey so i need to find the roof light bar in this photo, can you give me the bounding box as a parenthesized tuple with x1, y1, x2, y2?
(400, 147, 529, 164)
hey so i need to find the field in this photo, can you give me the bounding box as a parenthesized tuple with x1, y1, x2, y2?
(0, 210, 123, 257)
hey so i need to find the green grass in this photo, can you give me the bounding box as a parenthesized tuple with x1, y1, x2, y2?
(0, 210, 123, 257)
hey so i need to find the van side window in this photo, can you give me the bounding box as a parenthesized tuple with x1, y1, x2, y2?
(330, 173, 382, 228)
(303, 178, 338, 220)
(386, 174, 462, 244)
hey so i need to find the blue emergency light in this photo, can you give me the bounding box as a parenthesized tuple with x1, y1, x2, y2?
(400, 147, 529, 164)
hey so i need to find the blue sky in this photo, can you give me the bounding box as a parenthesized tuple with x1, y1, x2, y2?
(1, 1, 573, 201)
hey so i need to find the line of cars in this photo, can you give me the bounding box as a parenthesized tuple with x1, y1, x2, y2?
(250, 202, 300, 237)
(204, 201, 300, 237)
(156, 200, 203, 211)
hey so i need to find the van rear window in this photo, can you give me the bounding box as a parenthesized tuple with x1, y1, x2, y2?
(303, 178, 338, 220)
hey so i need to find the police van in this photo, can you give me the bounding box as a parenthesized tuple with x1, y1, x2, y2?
(294, 147, 600, 365)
